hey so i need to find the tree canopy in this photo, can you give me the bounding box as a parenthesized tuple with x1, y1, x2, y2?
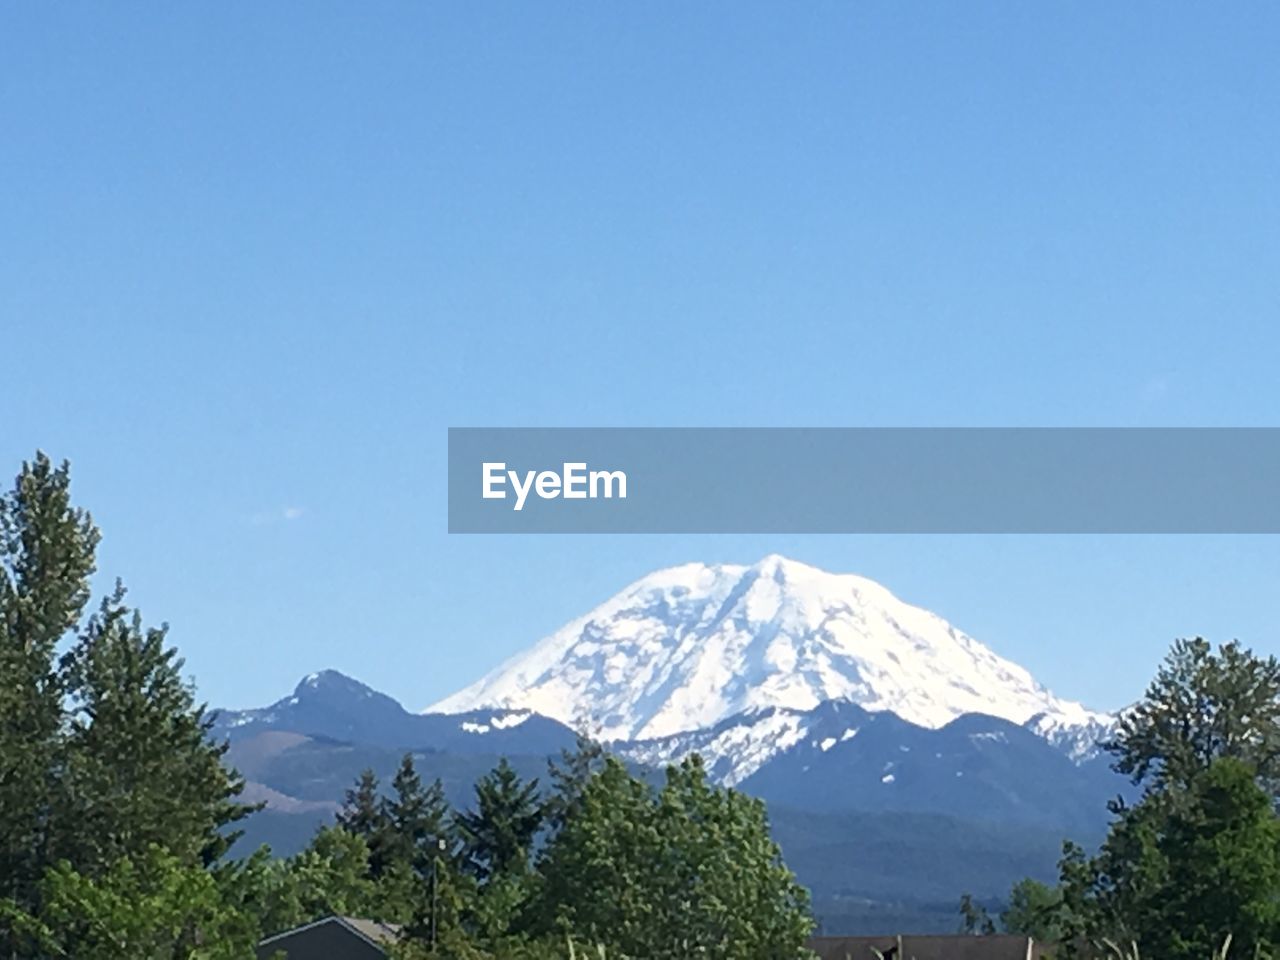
(1004, 638, 1280, 959)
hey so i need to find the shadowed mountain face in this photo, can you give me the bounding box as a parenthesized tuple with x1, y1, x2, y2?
(217, 670, 1123, 840)
(213, 669, 581, 756)
(737, 704, 1125, 837)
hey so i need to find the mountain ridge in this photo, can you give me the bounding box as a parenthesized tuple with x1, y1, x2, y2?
(219, 669, 1124, 840)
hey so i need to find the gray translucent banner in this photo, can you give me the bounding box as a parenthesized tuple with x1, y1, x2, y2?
(448, 428, 1280, 534)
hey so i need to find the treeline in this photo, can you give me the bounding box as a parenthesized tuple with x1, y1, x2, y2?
(968, 639, 1280, 960)
(246, 744, 812, 958)
(0, 454, 812, 959)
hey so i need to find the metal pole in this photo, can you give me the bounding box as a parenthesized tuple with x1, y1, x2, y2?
(431, 853, 438, 951)
(431, 836, 445, 951)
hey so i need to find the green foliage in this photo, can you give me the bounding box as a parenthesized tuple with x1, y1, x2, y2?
(379, 755, 463, 943)
(382, 754, 451, 879)
(1151, 758, 1280, 959)
(1000, 879, 1064, 942)
(4, 845, 258, 959)
(0, 453, 100, 912)
(57, 584, 256, 870)
(543, 734, 607, 831)
(0, 453, 257, 956)
(1107, 637, 1280, 794)
(278, 826, 381, 925)
(535, 755, 814, 960)
(297, 751, 813, 957)
(336, 768, 389, 866)
(654, 756, 814, 957)
(1008, 638, 1280, 959)
(457, 758, 543, 885)
(534, 757, 659, 948)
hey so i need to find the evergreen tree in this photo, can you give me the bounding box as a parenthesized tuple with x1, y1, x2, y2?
(0, 454, 99, 914)
(336, 768, 390, 873)
(379, 755, 456, 941)
(381, 754, 451, 878)
(456, 760, 543, 886)
(543, 734, 605, 833)
(56, 585, 255, 871)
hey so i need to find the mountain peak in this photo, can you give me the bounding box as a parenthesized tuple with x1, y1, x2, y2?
(294, 669, 378, 701)
(430, 557, 1111, 745)
(750, 553, 807, 576)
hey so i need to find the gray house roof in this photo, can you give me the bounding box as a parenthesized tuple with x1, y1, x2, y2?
(807, 934, 1052, 960)
(257, 915, 402, 959)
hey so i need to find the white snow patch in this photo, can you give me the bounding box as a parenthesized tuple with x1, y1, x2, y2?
(489, 713, 530, 730)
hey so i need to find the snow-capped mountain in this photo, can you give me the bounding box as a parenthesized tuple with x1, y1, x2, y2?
(429, 555, 1113, 757)
(1025, 706, 1119, 763)
(614, 697, 1127, 834)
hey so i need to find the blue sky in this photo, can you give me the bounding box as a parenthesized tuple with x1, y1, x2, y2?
(3, 3, 1279, 713)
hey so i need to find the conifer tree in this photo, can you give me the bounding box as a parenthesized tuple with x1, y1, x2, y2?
(381, 754, 451, 877)
(456, 759, 542, 885)
(543, 734, 605, 833)
(0, 453, 99, 916)
(378, 755, 457, 940)
(56, 584, 255, 870)
(336, 768, 391, 877)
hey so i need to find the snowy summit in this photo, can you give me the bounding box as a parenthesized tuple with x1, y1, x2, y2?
(429, 555, 1111, 748)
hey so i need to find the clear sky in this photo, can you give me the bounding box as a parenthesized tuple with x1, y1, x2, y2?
(3, 3, 1279, 714)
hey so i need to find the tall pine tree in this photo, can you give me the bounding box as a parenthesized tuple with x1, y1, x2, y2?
(56, 584, 254, 870)
(456, 759, 542, 886)
(0, 454, 99, 916)
(379, 755, 457, 941)
(543, 733, 605, 833)
(336, 768, 392, 878)
(381, 754, 451, 878)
